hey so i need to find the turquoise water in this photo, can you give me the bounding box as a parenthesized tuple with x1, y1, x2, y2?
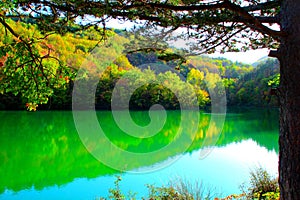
(0, 108, 279, 199)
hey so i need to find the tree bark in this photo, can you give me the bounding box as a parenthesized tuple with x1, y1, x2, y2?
(278, 0, 300, 199)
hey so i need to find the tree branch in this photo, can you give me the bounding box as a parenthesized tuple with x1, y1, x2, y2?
(255, 16, 279, 24)
(223, 1, 282, 38)
(0, 17, 22, 40)
(269, 50, 280, 58)
(243, 0, 281, 12)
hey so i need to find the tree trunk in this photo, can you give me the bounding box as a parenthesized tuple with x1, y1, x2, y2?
(278, 0, 300, 199)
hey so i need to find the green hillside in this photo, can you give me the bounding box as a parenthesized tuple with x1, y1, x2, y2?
(0, 20, 279, 110)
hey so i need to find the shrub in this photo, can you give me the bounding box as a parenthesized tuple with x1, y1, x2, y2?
(243, 167, 280, 200)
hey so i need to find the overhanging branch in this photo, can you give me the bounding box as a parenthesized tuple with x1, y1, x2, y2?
(223, 1, 282, 38)
(243, 0, 281, 12)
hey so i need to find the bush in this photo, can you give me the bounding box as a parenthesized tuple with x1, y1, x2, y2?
(242, 167, 280, 200)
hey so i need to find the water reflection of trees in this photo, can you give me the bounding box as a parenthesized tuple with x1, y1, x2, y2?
(0, 109, 278, 193)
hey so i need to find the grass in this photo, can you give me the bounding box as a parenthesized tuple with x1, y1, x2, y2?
(147, 177, 215, 200)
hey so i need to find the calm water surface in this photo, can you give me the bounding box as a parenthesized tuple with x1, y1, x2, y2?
(0, 108, 279, 199)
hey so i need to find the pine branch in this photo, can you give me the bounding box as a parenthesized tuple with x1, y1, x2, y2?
(244, 0, 281, 12)
(223, 1, 282, 38)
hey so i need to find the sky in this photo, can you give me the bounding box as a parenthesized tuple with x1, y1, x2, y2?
(106, 19, 270, 64)
(207, 48, 269, 64)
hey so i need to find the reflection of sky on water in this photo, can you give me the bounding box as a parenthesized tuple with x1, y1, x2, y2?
(1, 139, 278, 200)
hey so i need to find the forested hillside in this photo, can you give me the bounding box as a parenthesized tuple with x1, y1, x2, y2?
(0, 20, 279, 110)
(227, 58, 279, 106)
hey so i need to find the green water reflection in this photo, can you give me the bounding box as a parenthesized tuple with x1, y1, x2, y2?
(0, 108, 278, 195)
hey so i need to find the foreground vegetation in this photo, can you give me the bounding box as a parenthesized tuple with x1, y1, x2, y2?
(241, 167, 280, 200)
(99, 168, 279, 200)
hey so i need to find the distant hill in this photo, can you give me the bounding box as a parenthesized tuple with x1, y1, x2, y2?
(228, 58, 280, 106)
(252, 56, 276, 67)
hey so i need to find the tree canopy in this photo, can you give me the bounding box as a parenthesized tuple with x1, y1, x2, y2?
(1, 0, 281, 51)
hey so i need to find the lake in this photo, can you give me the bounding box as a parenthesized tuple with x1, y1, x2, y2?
(0, 108, 279, 199)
